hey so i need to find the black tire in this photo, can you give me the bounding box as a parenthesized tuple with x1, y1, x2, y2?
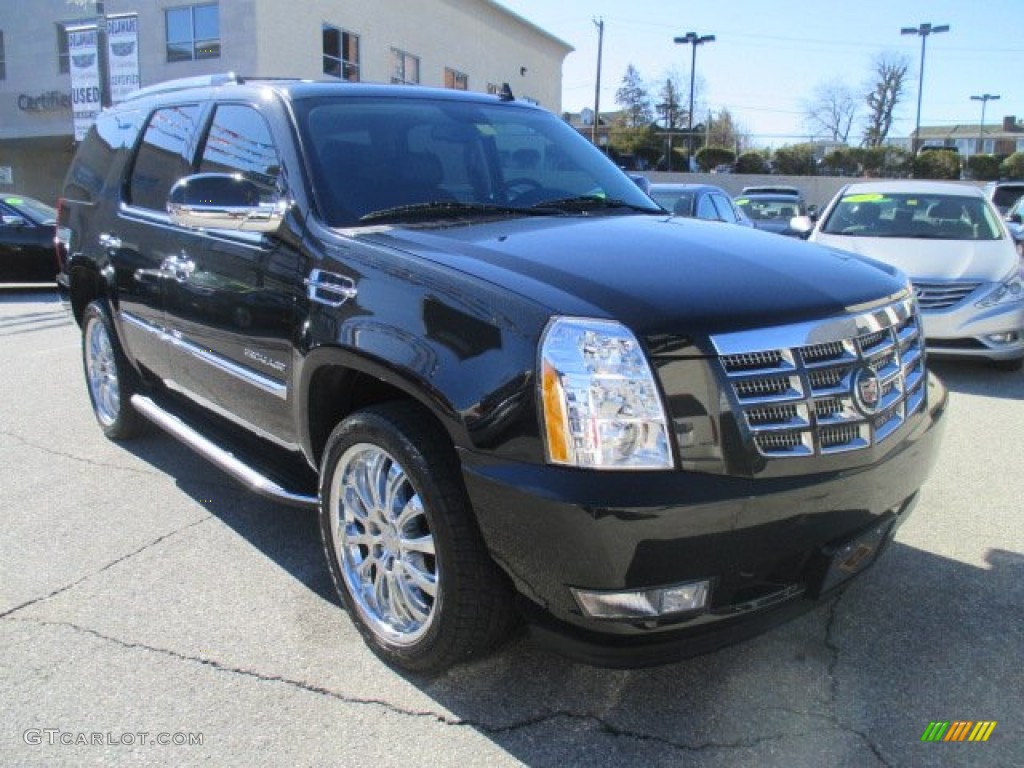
(81, 300, 146, 439)
(319, 402, 516, 673)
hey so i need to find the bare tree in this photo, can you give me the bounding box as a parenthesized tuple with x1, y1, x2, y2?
(707, 108, 748, 153)
(863, 54, 909, 147)
(804, 80, 859, 143)
(615, 64, 653, 128)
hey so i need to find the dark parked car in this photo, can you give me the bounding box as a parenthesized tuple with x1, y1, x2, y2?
(1004, 196, 1024, 256)
(1, 194, 59, 283)
(649, 183, 752, 227)
(984, 180, 1024, 215)
(734, 193, 811, 237)
(57, 75, 945, 672)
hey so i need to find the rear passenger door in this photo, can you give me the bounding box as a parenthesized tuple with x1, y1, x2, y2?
(115, 103, 202, 381)
(161, 102, 302, 445)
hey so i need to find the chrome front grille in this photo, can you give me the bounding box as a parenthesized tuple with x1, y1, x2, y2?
(912, 281, 980, 310)
(712, 297, 927, 459)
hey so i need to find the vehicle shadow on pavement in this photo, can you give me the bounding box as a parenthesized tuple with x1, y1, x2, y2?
(114, 428, 1023, 766)
(416, 542, 1023, 767)
(929, 359, 1024, 400)
(118, 432, 336, 605)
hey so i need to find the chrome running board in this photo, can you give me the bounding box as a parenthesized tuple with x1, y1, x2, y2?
(130, 394, 318, 509)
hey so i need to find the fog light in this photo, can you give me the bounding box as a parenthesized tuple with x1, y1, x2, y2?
(572, 580, 710, 619)
(985, 332, 1020, 345)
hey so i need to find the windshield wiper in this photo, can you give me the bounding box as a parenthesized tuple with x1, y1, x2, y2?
(359, 201, 562, 223)
(530, 195, 661, 214)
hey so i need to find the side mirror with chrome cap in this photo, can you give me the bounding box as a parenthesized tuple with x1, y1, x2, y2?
(167, 173, 288, 234)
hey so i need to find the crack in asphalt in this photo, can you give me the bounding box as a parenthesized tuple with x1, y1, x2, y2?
(821, 593, 894, 768)
(0, 429, 159, 477)
(10, 617, 801, 755)
(0, 516, 214, 620)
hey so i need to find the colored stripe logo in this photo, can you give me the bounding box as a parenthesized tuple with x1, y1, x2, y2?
(921, 721, 997, 742)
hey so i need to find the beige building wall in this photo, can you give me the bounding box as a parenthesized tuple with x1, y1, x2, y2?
(0, 0, 571, 200)
(251, 0, 569, 110)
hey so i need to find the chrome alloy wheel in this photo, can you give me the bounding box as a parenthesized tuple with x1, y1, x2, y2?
(329, 443, 438, 645)
(84, 315, 121, 427)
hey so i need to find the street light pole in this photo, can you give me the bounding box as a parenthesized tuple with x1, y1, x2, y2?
(592, 18, 604, 147)
(901, 22, 949, 153)
(970, 93, 1000, 155)
(673, 31, 715, 171)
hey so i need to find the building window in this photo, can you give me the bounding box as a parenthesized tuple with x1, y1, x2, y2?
(166, 3, 220, 62)
(0, 31, 5, 80)
(444, 68, 468, 91)
(390, 48, 419, 85)
(322, 25, 359, 81)
(57, 24, 69, 74)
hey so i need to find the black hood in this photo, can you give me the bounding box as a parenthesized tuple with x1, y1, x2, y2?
(348, 214, 906, 339)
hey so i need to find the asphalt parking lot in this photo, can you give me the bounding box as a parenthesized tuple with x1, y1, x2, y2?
(1, 288, 1021, 767)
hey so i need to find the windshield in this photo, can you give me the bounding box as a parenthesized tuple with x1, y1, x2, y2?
(650, 190, 692, 214)
(294, 96, 662, 226)
(735, 195, 804, 220)
(3, 195, 57, 224)
(820, 192, 1004, 241)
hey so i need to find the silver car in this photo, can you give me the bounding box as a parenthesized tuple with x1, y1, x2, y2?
(798, 180, 1024, 371)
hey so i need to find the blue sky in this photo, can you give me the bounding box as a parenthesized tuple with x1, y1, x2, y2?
(496, 0, 1022, 148)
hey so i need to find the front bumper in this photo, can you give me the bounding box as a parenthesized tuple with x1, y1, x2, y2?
(921, 293, 1024, 362)
(460, 373, 947, 666)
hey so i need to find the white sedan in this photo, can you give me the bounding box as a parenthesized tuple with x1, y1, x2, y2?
(794, 181, 1023, 371)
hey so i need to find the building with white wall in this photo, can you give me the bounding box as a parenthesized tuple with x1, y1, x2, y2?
(0, 0, 572, 201)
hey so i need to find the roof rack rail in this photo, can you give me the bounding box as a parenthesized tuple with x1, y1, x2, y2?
(121, 72, 242, 103)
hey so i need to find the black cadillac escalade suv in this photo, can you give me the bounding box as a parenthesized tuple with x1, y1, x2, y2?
(57, 75, 946, 671)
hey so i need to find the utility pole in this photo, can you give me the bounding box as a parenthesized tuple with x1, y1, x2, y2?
(95, 1, 112, 108)
(592, 18, 604, 147)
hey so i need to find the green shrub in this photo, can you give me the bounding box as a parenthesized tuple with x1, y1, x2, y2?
(912, 150, 960, 180)
(695, 146, 736, 173)
(966, 154, 1002, 181)
(1000, 152, 1024, 179)
(734, 151, 769, 174)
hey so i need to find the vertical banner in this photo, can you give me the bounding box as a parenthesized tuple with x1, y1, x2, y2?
(67, 15, 141, 141)
(106, 14, 141, 105)
(67, 24, 100, 142)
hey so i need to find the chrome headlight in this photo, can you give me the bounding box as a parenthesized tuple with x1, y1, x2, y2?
(539, 317, 672, 470)
(976, 270, 1024, 308)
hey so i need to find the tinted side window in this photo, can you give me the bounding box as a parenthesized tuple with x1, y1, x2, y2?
(709, 194, 732, 222)
(64, 110, 143, 202)
(128, 105, 201, 211)
(696, 194, 719, 221)
(198, 104, 281, 202)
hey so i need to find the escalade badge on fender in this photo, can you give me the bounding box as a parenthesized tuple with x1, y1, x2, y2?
(852, 366, 882, 415)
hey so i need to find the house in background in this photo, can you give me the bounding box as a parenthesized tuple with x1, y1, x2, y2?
(914, 116, 1024, 156)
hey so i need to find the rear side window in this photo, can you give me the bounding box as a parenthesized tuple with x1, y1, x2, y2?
(128, 104, 201, 212)
(197, 104, 281, 202)
(63, 110, 143, 202)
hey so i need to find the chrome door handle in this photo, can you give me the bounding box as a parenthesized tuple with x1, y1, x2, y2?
(159, 254, 196, 282)
(99, 232, 122, 249)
